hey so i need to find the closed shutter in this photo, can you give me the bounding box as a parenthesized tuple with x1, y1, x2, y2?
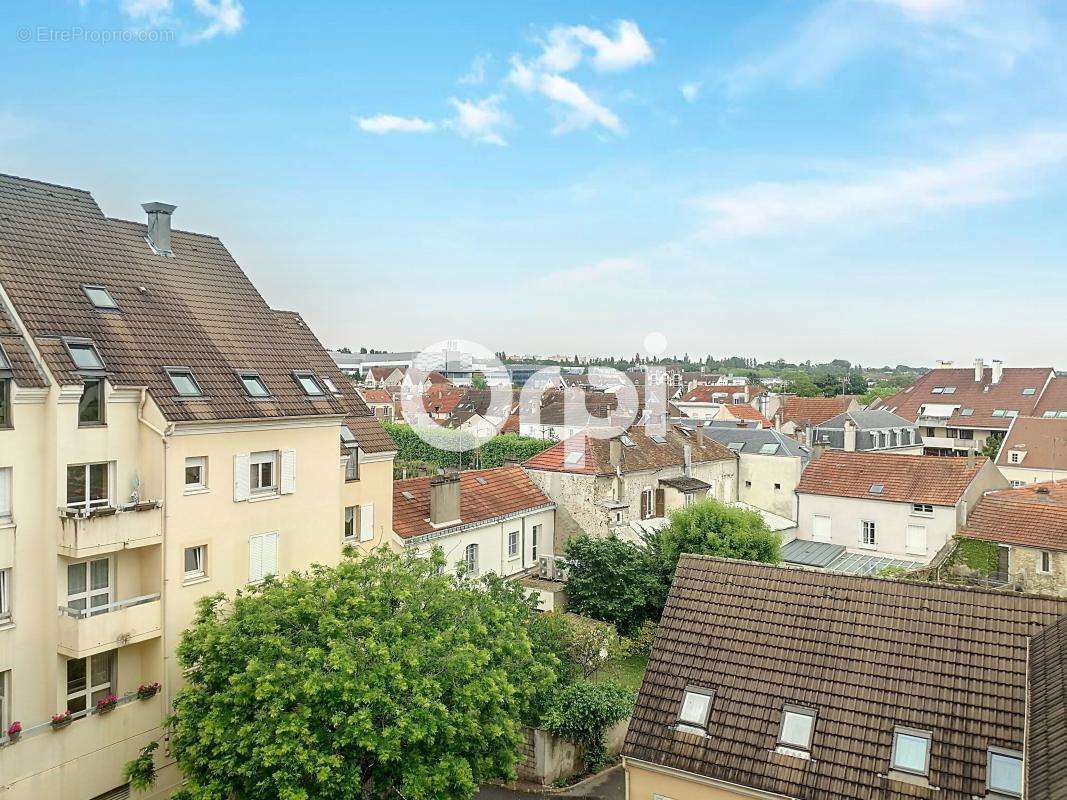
(359, 504, 374, 542)
(248, 534, 263, 582)
(263, 532, 279, 577)
(280, 449, 297, 495)
(813, 515, 831, 542)
(91, 786, 131, 800)
(906, 525, 927, 556)
(654, 488, 665, 518)
(233, 453, 250, 502)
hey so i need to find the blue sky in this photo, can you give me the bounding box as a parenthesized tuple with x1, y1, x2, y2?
(3, 1, 1067, 366)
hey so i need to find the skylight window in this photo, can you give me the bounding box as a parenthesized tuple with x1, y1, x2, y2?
(649, 434, 667, 444)
(891, 728, 931, 776)
(1044, 410, 1057, 418)
(401, 491, 415, 500)
(869, 484, 885, 494)
(323, 377, 339, 394)
(942, 386, 956, 394)
(240, 372, 270, 398)
(1005, 410, 1018, 418)
(931, 387, 944, 394)
(992, 409, 1006, 417)
(1022, 388, 1036, 396)
(65, 340, 104, 371)
(165, 368, 202, 397)
(777, 706, 816, 752)
(294, 372, 325, 397)
(987, 748, 1022, 797)
(82, 285, 118, 310)
(564, 451, 585, 465)
(960, 408, 974, 416)
(759, 443, 780, 455)
(475, 476, 488, 485)
(677, 687, 714, 733)
(620, 435, 636, 447)
(340, 425, 356, 445)
(727, 442, 745, 452)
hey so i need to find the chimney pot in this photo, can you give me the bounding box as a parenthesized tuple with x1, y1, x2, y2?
(429, 473, 461, 526)
(142, 201, 177, 257)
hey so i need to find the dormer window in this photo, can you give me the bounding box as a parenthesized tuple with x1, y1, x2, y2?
(65, 339, 104, 371)
(676, 686, 714, 734)
(239, 372, 270, 398)
(294, 372, 324, 397)
(987, 748, 1022, 797)
(891, 727, 931, 776)
(165, 368, 202, 398)
(82, 285, 118, 310)
(777, 705, 816, 753)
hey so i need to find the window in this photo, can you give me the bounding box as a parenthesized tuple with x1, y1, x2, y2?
(67, 557, 111, 616)
(745, 480, 752, 488)
(66, 650, 114, 714)
(532, 524, 540, 560)
(66, 340, 104, 371)
(185, 456, 207, 491)
(862, 520, 877, 546)
(961, 408, 974, 416)
(1009, 451, 1022, 464)
(66, 462, 110, 510)
(906, 525, 927, 556)
(942, 386, 956, 394)
(0, 670, 8, 734)
(774, 483, 782, 491)
(778, 706, 816, 751)
(248, 532, 279, 583)
(239, 372, 270, 398)
(345, 451, 360, 481)
(250, 451, 276, 494)
(891, 727, 931, 776)
(931, 387, 944, 394)
(992, 409, 1006, 417)
(987, 748, 1023, 797)
(0, 377, 10, 428)
(869, 484, 885, 495)
(0, 568, 10, 622)
(323, 377, 339, 394)
(82, 285, 118, 310)
(1022, 387, 1036, 396)
(165, 368, 202, 397)
(759, 443, 780, 455)
(641, 488, 654, 520)
(464, 543, 479, 576)
(183, 545, 206, 580)
(78, 379, 105, 425)
(508, 530, 519, 558)
(813, 515, 832, 543)
(294, 372, 324, 396)
(912, 503, 934, 515)
(344, 506, 357, 540)
(0, 467, 10, 523)
(677, 687, 714, 732)
(1040, 550, 1052, 573)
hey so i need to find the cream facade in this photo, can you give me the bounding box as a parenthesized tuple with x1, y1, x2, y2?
(625, 758, 787, 800)
(737, 453, 803, 522)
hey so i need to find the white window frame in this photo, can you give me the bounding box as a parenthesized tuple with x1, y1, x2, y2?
(65, 650, 115, 715)
(464, 543, 479, 576)
(249, 451, 277, 495)
(0, 670, 8, 734)
(777, 705, 816, 751)
(66, 462, 111, 511)
(344, 506, 357, 540)
(66, 557, 111, 616)
(507, 530, 520, 559)
(0, 467, 11, 523)
(677, 686, 714, 733)
(911, 503, 934, 516)
(641, 487, 654, 519)
(531, 524, 540, 560)
(891, 727, 932, 776)
(1039, 550, 1052, 573)
(184, 456, 207, 492)
(987, 747, 1023, 798)
(0, 568, 10, 623)
(183, 545, 207, 582)
(861, 520, 877, 547)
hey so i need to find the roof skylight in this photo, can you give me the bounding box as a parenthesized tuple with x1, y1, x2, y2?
(82, 285, 118, 310)
(649, 434, 667, 444)
(620, 435, 636, 447)
(960, 408, 974, 416)
(294, 373, 325, 397)
(240, 372, 270, 398)
(677, 687, 714, 734)
(323, 377, 339, 394)
(66, 340, 104, 371)
(564, 451, 585, 465)
(401, 491, 415, 500)
(340, 425, 356, 444)
(475, 476, 488, 485)
(165, 367, 202, 397)
(759, 443, 781, 455)
(869, 484, 885, 494)
(728, 442, 745, 452)
(1022, 388, 1036, 396)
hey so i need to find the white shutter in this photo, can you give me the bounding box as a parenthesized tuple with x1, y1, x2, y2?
(813, 515, 831, 543)
(359, 503, 374, 542)
(248, 534, 263, 582)
(0, 469, 10, 519)
(906, 525, 927, 556)
(280, 449, 297, 495)
(234, 453, 250, 502)
(263, 532, 279, 577)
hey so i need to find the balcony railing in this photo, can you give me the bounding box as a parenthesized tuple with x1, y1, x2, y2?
(56, 500, 162, 557)
(57, 593, 162, 658)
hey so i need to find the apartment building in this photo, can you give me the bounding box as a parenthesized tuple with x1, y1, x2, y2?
(811, 409, 923, 454)
(0, 175, 394, 800)
(623, 556, 1066, 800)
(995, 415, 1067, 485)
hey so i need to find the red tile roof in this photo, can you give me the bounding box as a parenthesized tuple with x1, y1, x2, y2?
(996, 416, 1067, 471)
(680, 385, 751, 403)
(391, 466, 552, 540)
(1033, 375, 1067, 417)
(624, 556, 1066, 800)
(960, 482, 1067, 551)
(796, 450, 987, 505)
(359, 388, 393, 404)
(720, 404, 771, 427)
(777, 396, 858, 426)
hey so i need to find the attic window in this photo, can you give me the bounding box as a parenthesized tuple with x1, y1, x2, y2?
(620, 435, 636, 447)
(777, 706, 816, 752)
(401, 491, 415, 501)
(869, 484, 885, 494)
(891, 727, 932, 776)
(475, 476, 488, 485)
(677, 686, 714, 734)
(82, 285, 118, 310)
(65, 340, 105, 371)
(759, 443, 780, 455)
(1022, 388, 1036, 396)
(931, 387, 944, 394)
(340, 425, 356, 445)
(165, 368, 202, 397)
(240, 372, 270, 398)
(323, 377, 339, 394)
(649, 434, 667, 444)
(960, 408, 974, 416)
(986, 748, 1022, 797)
(0, 347, 9, 371)
(941, 386, 956, 394)
(564, 451, 585, 466)
(728, 442, 745, 452)
(992, 409, 1006, 417)
(294, 372, 325, 397)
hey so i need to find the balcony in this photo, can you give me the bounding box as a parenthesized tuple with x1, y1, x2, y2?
(921, 435, 973, 451)
(56, 500, 162, 558)
(57, 594, 162, 659)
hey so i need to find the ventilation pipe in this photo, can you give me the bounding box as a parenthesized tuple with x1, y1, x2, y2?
(142, 202, 177, 256)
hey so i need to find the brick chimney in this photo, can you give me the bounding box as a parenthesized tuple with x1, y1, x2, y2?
(429, 473, 461, 526)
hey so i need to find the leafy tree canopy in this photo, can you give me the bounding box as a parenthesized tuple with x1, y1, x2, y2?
(981, 432, 1004, 459)
(164, 549, 555, 800)
(562, 535, 656, 635)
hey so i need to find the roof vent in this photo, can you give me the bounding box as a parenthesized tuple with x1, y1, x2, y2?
(1036, 486, 1051, 495)
(142, 201, 177, 257)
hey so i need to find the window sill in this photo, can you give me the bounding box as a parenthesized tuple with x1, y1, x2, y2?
(182, 574, 209, 587)
(857, 543, 879, 551)
(77, 422, 107, 429)
(248, 492, 280, 503)
(774, 745, 811, 760)
(909, 512, 934, 519)
(0, 519, 13, 530)
(0, 620, 14, 633)
(183, 487, 209, 496)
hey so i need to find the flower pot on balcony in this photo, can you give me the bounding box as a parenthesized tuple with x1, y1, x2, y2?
(88, 506, 117, 518)
(95, 694, 118, 714)
(6, 722, 21, 743)
(51, 712, 72, 730)
(136, 682, 161, 700)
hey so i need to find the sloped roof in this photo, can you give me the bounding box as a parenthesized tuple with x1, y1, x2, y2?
(1033, 375, 1067, 417)
(1027, 614, 1067, 800)
(0, 303, 46, 388)
(359, 388, 393, 404)
(624, 556, 1066, 800)
(719, 403, 772, 426)
(796, 450, 986, 505)
(960, 482, 1067, 551)
(679, 384, 751, 403)
(777, 395, 858, 426)
(701, 426, 810, 460)
(816, 408, 917, 430)
(523, 424, 736, 476)
(996, 416, 1067, 471)
(880, 366, 1053, 430)
(0, 174, 390, 451)
(391, 466, 553, 540)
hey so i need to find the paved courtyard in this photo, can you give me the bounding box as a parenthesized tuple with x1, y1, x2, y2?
(477, 765, 624, 800)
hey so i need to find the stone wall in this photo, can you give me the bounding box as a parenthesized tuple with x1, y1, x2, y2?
(515, 717, 630, 785)
(1011, 546, 1067, 596)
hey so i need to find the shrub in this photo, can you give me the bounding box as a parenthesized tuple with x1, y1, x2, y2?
(542, 682, 635, 773)
(563, 535, 657, 635)
(123, 741, 159, 791)
(528, 612, 617, 684)
(954, 536, 1001, 575)
(619, 620, 658, 660)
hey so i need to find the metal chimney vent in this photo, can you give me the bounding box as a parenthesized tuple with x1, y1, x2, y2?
(142, 202, 177, 257)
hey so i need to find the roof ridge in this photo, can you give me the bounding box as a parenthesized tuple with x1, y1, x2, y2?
(0, 173, 95, 194)
(104, 216, 224, 241)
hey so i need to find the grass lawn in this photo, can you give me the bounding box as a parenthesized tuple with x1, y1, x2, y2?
(590, 653, 649, 692)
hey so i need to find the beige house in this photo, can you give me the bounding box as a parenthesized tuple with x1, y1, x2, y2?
(700, 427, 809, 522)
(995, 415, 1067, 486)
(623, 556, 1065, 800)
(772, 395, 860, 441)
(0, 175, 394, 800)
(795, 451, 1005, 564)
(523, 425, 737, 547)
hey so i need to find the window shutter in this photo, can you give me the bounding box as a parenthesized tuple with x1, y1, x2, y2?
(233, 453, 250, 502)
(359, 504, 374, 542)
(0, 469, 10, 518)
(264, 532, 279, 577)
(280, 449, 297, 495)
(248, 534, 263, 582)
(654, 488, 665, 518)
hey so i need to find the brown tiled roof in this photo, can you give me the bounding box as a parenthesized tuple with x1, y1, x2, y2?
(523, 424, 736, 476)
(777, 395, 858, 426)
(960, 482, 1067, 551)
(680, 385, 750, 403)
(0, 304, 47, 388)
(796, 450, 986, 505)
(359, 388, 393, 404)
(624, 556, 1066, 800)
(0, 174, 391, 451)
(391, 466, 552, 540)
(1027, 614, 1067, 800)
(996, 416, 1067, 471)
(720, 404, 771, 426)
(881, 366, 1053, 430)
(1033, 375, 1067, 416)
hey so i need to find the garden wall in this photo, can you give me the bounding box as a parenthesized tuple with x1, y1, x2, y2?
(516, 717, 630, 785)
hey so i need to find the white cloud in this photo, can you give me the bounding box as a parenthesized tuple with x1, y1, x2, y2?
(680, 81, 701, 103)
(121, 0, 172, 24)
(190, 0, 245, 42)
(527, 257, 646, 289)
(448, 95, 509, 146)
(695, 130, 1067, 238)
(356, 114, 437, 135)
(508, 57, 622, 135)
(870, 0, 967, 20)
(459, 53, 491, 85)
(538, 20, 653, 73)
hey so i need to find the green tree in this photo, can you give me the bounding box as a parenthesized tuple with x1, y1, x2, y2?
(981, 432, 1004, 459)
(153, 549, 554, 800)
(644, 499, 781, 613)
(478, 434, 555, 468)
(563, 535, 657, 634)
(541, 682, 634, 772)
(471, 373, 488, 389)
